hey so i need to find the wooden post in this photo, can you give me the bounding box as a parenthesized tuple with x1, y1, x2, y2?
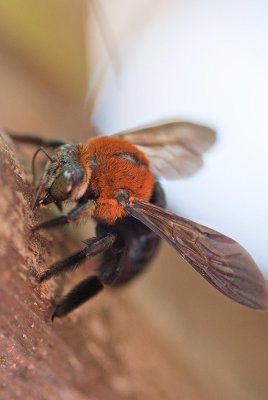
(0, 131, 201, 400)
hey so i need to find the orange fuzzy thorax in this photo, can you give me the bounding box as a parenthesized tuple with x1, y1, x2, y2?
(79, 137, 154, 224)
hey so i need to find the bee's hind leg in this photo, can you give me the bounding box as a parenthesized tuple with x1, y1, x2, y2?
(50, 235, 125, 320)
(51, 275, 103, 320)
(38, 232, 116, 283)
(39, 232, 116, 319)
(48, 225, 127, 319)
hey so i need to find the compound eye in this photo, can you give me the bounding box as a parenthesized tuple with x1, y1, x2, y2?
(50, 170, 73, 201)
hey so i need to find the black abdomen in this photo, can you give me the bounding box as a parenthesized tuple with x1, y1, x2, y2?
(96, 182, 166, 285)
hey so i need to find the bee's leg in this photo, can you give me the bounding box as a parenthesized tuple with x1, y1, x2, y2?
(38, 232, 116, 283)
(32, 200, 96, 231)
(6, 129, 68, 148)
(51, 237, 125, 319)
(33, 215, 69, 231)
(51, 275, 103, 320)
(97, 247, 125, 285)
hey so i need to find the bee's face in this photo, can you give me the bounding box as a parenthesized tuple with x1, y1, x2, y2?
(34, 144, 89, 208)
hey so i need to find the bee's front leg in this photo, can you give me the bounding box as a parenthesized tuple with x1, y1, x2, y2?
(32, 200, 96, 231)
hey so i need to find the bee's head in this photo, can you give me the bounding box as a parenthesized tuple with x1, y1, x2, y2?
(33, 144, 90, 209)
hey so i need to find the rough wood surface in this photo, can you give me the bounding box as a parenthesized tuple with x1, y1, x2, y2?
(0, 131, 201, 400)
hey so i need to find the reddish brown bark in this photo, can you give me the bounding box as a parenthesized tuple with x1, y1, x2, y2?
(0, 131, 201, 400)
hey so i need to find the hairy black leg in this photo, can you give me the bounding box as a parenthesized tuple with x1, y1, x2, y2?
(51, 276, 103, 320)
(38, 233, 116, 283)
(95, 224, 126, 285)
(33, 215, 69, 231)
(98, 249, 126, 285)
(32, 200, 96, 231)
(6, 130, 68, 148)
(51, 240, 124, 319)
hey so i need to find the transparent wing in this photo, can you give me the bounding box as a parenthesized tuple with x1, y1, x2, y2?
(115, 121, 216, 179)
(123, 199, 268, 310)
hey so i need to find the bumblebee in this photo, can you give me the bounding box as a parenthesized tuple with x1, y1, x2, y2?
(9, 121, 268, 319)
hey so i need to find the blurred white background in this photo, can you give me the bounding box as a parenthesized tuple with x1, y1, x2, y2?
(89, 0, 268, 274)
(0, 3, 267, 397)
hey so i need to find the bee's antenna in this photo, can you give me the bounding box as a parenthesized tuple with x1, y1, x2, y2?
(31, 147, 53, 187)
